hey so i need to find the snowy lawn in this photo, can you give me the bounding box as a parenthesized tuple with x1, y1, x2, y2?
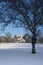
(0, 43, 43, 65)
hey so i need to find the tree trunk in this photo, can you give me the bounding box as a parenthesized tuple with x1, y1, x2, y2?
(32, 40, 36, 53)
(32, 31, 36, 54)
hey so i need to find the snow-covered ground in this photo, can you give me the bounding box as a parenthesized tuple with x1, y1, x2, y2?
(0, 43, 32, 49)
(0, 43, 43, 65)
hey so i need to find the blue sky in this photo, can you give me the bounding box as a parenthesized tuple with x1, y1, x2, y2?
(0, 1, 43, 37)
(0, 23, 43, 37)
(0, 2, 32, 37)
(0, 24, 27, 37)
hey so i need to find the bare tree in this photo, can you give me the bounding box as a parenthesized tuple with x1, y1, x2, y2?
(0, 0, 43, 53)
(5, 33, 12, 43)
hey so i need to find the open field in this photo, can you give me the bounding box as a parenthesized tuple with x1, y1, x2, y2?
(0, 43, 43, 49)
(0, 43, 32, 49)
(0, 43, 43, 65)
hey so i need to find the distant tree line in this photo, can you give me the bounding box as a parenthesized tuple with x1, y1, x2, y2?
(0, 33, 43, 43)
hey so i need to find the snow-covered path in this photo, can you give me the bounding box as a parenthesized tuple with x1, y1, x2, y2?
(0, 44, 43, 65)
